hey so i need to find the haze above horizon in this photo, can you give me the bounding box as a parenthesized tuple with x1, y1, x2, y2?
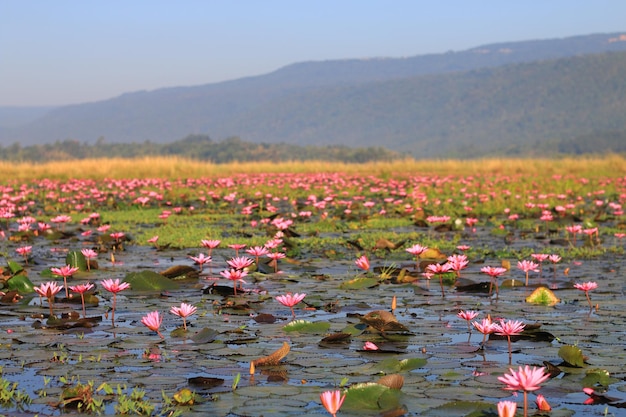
(2, 1, 625, 107)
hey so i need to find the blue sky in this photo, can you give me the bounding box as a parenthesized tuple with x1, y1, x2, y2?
(1, 1, 625, 106)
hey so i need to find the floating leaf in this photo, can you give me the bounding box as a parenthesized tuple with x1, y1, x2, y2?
(343, 383, 391, 410)
(172, 388, 195, 405)
(525, 286, 560, 305)
(376, 357, 427, 373)
(374, 238, 397, 250)
(7, 260, 23, 275)
(188, 377, 224, 389)
(377, 374, 404, 389)
(160, 265, 199, 280)
(251, 341, 290, 367)
(283, 320, 330, 333)
(581, 368, 615, 388)
(558, 345, 586, 367)
(340, 277, 380, 290)
(66, 250, 87, 271)
(359, 310, 409, 333)
(191, 328, 218, 344)
(420, 248, 446, 259)
(124, 270, 179, 291)
(7, 273, 34, 293)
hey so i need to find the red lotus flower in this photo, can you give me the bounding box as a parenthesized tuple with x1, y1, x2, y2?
(494, 319, 525, 364)
(220, 269, 248, 295)
(81, 248, 98, 271)
(100, 278, 130, 327)
(355, 255, 370, 271)
(480, 266, 507, 297)
(499, 365, 550, 417)
(34, 281, 63, 317)
(320, 390, 346, 417)
(472, 316, 497, 345)
(227, 256, 254, 271)
(141, 311, 164, 338)
(69, 282, 94, 318)
(426, 262, 452, 297)
(170, 302, 197, 331)
(363, 341, 379, 350)
(51, 265, 80, 298)
(497, 400, 517, 417)
(517, 260, 539, 286)
(189, 253, 212, 272)
(275, 293, 306, 318)
(574, 281, 598, 310)
(535, 394, 551, 411)
(457, 310, 479, 335)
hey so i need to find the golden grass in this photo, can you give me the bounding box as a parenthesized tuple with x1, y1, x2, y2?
(0, 154, 624, 181)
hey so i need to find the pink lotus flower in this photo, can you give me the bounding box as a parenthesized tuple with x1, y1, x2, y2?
(355, 255, 370, 271)
(228, 243, 246, 256)
(447, 254, 469, 277)
(227, 256, 254, 271)
(15, 245, 32, 264)
(480, 266, 507, 297)
(220, 269, 248, 295)
(246, 245, 269, 265)
(81, 248, 98, 271)
(457, 310, 479, 335)
(266, 252, 286, 273)
(363, 341, 379, 350)
(574, 281, 598, 310)
(69, 282, 94, 318)
(472, 316, 497, 345)
(406, 244, 428, 270)
(147, 235, 159, 248)
(100, 278, 130, 327)
(170, 302, 197, 331)
(51, 265, 80, 298)
(497, 400, 517, 417)
(494, 319, 525, 364)
(201, 239, 220, 255)
(320, 390, 346, 417)
(189, 253, 212, 272)
(535, 394, 551, 411)
(426, 262, 452, 297)
(275, 293, 306, 318)
(498, 365, 550, 417)
(34, 281, 63, 317)
(141, 311, 164, 338)
(517, 260, 539, 286)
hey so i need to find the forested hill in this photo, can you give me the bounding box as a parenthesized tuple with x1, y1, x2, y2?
(2, 32, 626, 158)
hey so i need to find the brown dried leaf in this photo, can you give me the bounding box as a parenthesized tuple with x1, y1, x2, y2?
(377, 374, 404, 389)
(374, 238, 397, 250)
(252, 341, 290, 367)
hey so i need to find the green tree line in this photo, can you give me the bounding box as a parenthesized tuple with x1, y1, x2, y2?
(0, 135, 404, 163)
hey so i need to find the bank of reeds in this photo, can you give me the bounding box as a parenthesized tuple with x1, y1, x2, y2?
(0, 154, 624, 181)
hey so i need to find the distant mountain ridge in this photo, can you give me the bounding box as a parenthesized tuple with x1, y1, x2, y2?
(2, 32, 626, 158)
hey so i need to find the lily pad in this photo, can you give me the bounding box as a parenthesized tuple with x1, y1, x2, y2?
(283, 320, 330, 333)
(376, 357, 427, 373)
(340, 277, 380, 289)
(343, 382, 398, 410)
(123, 270, 179, 290)
(558, 345, 586, 367)
(7, 273, 34, 293)
(66, 250, 88, 271)
(526, 286, 560, 305)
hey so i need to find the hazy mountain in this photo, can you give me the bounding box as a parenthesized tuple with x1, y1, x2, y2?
(2, 32, 626, 158)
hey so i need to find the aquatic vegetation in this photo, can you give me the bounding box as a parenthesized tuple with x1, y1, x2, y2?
(0, 158, 624, 415)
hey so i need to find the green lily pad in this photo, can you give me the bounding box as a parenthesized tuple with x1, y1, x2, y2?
(282, 320, 330, 333)
(340, 277, 380, 289)
(66, 250, 88, 271)
(7, 273, 35, 293)
(123, 270, 179, 291)
(558, 345, 586, 367)
(430, 400, 495, 416)
(343, 383, 398, 410)
(581, 368, 616, 388)
(7, 259, 24, 275)
(376, 357, 427, 373)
